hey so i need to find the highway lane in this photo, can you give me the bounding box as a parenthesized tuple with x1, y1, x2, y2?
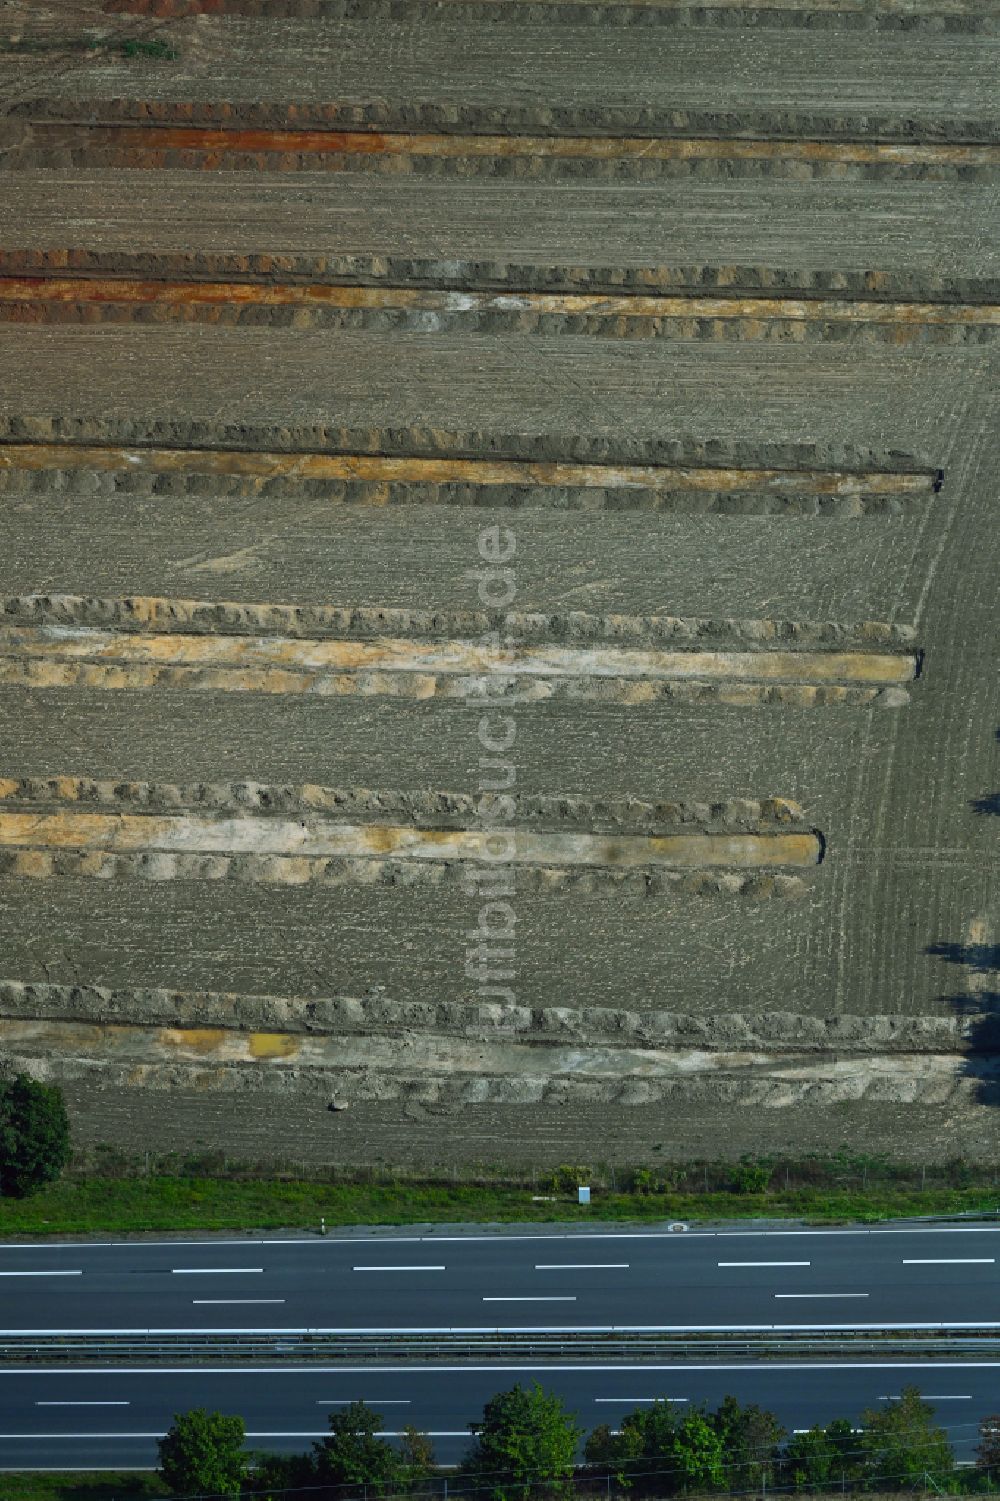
(0, 1360, 995, 1470)
(1, 1225, 999, 1333)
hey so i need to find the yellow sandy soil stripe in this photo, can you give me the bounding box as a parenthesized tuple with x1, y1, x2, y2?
(0, 660, 900, 704)
(30, 125, 1000, 168)
(0, 1022, 971, 1086)
(0, 812, 821, 868)
(2, 279, 994, 325)
(0, 626, 916, 685)
(0, 1019, 804, 1073)
(0, 443, 935, 496)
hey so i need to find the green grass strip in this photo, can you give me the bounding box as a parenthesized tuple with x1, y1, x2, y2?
(1, 1178, 998, 1236)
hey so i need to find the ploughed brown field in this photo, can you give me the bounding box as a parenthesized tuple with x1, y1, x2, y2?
(0, 0, 996, 1167)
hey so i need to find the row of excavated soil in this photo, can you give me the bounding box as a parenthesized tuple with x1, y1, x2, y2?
(0, 461, 939, 516)
(0, 853, 811, 902)
(0, 777, 809, 830)
(4, 299, 995, 344)
(0, 594, 920, 649)
(14, 148, 996, 182)
(2, 980, 991, 1051)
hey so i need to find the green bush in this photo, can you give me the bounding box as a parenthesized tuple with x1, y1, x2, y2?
(548, 1165, 591, 1195)
(730, 1156, 773, 1194)
(0, 1072, 71, 1197)
(120, 39, 179, 60)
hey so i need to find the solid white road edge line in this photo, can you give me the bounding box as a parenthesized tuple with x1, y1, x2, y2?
(4, 1321, 998, 1334)
(2, 1361, 1000, 1374)
(0, 1431, 470, 1441)
(3, 1226, 1000, 1251)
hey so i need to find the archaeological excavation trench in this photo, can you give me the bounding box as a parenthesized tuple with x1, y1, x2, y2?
(0, 0, 996, 1166)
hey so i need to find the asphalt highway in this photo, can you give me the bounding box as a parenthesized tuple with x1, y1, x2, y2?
(1, 1224, 999, 1334)
(0, 1359, 997, 1471)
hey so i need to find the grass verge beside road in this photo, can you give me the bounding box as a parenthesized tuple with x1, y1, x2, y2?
(0, 1476, 166, 1500)
(0, 1174, 998, 1236)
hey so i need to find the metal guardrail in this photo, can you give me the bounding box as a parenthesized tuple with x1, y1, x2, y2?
(2, 1332, 1000, 1364)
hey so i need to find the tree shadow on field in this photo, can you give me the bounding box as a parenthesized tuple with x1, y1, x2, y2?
(931, 942, 1000, 1107)
(928, 941, 1000, 974)
(968, 728, 1000, 816)
(931, 729, 1000, 1101)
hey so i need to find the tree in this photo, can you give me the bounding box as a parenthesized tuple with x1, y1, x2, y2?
(664, 1409, 726, 1494)
(713, 1395, 785, 1490)
(784, 1425, 839, 1491)
(586, 1401, 724, 1495)
(400, 1424, 437, 1488)
(158, 1408, 247, 1497)
(314, 1399, 405, 1493)
(824, 1417, 861, 1468)
(857, 1386, 954, 1490)
(585, 1419, 645, 1490)
(0, 1071, 71, 1197)
(639, 1399, 682, 1477)
(977, 1415, 1000, 1476)
(463, 1382, 581, 1501)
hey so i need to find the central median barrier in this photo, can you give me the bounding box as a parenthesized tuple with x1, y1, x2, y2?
(2, 1330, 1000, 1365)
